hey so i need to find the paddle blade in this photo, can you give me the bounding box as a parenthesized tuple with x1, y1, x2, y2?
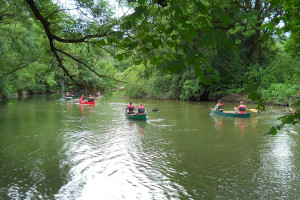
(248, 109, 258, 113)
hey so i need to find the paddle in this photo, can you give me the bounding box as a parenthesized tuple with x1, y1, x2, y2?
(209, 108, 213, 116)
(248, 109, 258, 113)
(234, 107, 258, 113)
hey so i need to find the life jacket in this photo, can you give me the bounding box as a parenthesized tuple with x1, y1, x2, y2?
(128, 104, 135, 111)
(88, 96, 94, 102)
(218, 103, 223, 109)
(239, 105, 246, 111)
(81, 96, 85, 100)
(138, 106, 145, 113)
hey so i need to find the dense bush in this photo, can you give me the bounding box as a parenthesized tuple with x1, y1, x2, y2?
(262, 83, 298, 106)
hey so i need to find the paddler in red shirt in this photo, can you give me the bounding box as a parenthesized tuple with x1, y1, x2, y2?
(235, 101, 247, 114)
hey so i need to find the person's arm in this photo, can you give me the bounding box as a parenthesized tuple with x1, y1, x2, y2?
(214, 104, 218, 110)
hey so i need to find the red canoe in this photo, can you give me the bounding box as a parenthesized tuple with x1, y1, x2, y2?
(78, 100, 95, 105)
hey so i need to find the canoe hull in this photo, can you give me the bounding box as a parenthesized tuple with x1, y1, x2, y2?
(78, 100, 95, 105)
(125, 112, 147, 120)
(212, 110, 250, 118)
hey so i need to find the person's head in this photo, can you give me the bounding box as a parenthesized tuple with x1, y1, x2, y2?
(218, 100, 222, 103)
(140, 103, 143, 106)
(240, 101, 244, 105)
(90, 95, 92, 97)
(129, 102, 132, 105)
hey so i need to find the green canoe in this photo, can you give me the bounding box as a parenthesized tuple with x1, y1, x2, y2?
(212, 110, 250, 118)
(125, 112, 147, 120)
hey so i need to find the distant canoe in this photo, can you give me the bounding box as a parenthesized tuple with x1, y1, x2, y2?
(125, 112, 147, 120)
(212, 110, 250, 118)
(78, 100, 95, 105)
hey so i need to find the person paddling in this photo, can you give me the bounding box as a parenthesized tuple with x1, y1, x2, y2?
(126, 102, 135, 114)
(66, 92, 72, 98)
(80, 94, 85, 102)
(95, 91, 100, 96)
(137, 103, 146, 114)
(88, 95, 94, 102)
(214, 99, 223, 112)
(235, 101, 247, 114)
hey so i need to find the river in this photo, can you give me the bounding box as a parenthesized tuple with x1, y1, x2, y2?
(0, 92, 299, 200)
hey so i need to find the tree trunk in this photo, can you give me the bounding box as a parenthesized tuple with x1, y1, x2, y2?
(251, 31, 260, 64)
(251, 0, 262, 64)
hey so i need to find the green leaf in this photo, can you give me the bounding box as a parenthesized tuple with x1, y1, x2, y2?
(166, 41, 175, 48)
(128, 41, 139, 50)
(275, 29, 282, 36)
(136, 32, 144, 39)
(214, 31, 226, 47)
(121, 21, 132, 30)
(265, 126, 277, 135)
(138, 0, 146, 5)
(268, 22, 275, 31)
(261, 34, 269, 42)
(221, 15, 231, 28)
(184, 26, 198, 41)
(115, 31, 124, 39)
(97, 39, 106, 47)
(115, 54, 124, 61)
(134, 59, 143, 65)
(159, 58, 184, 74)
(152, 39, 161, 48)
(131, 6, 145, 18)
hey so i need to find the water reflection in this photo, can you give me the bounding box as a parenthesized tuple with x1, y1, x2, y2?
(234, 118, 250, 137)
(1, 94, 300, 199)
(127, 121, 146, 137)
(55, 120, 183, 199)
(212, 115, 224, 135)
(78, 104, 95, 121)
(255, 133, 297, 199)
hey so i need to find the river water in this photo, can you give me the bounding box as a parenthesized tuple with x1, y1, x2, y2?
(0, 92, 299, 200)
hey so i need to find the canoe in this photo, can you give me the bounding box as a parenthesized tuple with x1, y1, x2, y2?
(78, 100, 95, 105)
(125, 112, 147, 120)
(212, 110, 250, 118)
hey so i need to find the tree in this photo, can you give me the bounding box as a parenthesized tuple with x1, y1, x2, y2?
(24, 0, 122, 89)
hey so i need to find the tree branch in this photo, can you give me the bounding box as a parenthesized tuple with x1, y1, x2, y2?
(55, 48, 126, 83)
